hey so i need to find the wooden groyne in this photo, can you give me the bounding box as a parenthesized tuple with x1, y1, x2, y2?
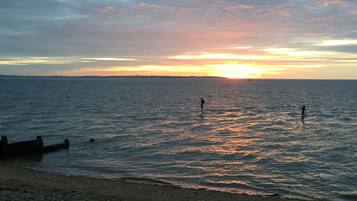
(0, 136, 69, 158)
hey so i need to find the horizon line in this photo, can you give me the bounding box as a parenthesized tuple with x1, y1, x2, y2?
(1, 74, 357, 81)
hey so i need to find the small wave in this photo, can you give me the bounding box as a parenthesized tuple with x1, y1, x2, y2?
(334, 192, 357, 201)
(205, 180, 262, 191)
(120, 177, 174, 186)
(338, 116, 353, 121)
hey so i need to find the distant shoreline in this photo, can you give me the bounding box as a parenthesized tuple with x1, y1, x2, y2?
(0, 163, 318, 201)
(1, 75, 357, 81)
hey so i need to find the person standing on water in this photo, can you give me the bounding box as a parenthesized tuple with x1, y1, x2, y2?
(301, 105, 306, 124)
(302, 105, 306, 117)
(200, 97, 205, 115)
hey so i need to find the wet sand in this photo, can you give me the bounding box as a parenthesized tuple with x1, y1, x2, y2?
(0, 163, 320, 201)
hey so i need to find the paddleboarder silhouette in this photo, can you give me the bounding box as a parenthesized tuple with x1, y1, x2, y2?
(200, 97, 205, 115)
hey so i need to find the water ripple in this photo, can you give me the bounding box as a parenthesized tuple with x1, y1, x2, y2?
(1, 78, 357, 201)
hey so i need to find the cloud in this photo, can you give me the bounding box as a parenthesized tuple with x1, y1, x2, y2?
(169, 53, 268, 60)
(0, 57, 78, 65)
(315, 39, 357, 46)
(1, 0, 357, 78)
(316, 0, 346, 7)
(0, 56, 136, 65)
(81, 57, 136, 61)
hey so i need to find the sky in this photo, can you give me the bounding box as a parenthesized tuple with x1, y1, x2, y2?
(1, 0, 357, 79)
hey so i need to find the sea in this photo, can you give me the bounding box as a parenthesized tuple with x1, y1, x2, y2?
(0, 76, 356, 201)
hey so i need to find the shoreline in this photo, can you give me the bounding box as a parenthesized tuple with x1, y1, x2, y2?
(0, 163, 322, 201)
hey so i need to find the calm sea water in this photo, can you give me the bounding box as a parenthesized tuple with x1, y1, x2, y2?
(1, 77, 356, 200)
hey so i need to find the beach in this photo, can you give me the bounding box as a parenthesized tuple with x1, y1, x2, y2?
(0, 163, 315, 201)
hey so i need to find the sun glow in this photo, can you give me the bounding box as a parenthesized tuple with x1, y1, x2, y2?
(210, 64, 266, 79)
(56, 63, 276, 79)
(52, 43, 357, 79)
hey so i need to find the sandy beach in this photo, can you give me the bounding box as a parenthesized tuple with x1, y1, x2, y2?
(0, 163, 319, 201)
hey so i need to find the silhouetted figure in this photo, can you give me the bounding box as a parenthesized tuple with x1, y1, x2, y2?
(200, 97, 205, 115)
(89, 138, 95, 143)
(301, 105, 306, 124)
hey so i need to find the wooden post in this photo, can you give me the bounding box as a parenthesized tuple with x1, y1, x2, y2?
(0, 136, 7, 157)
(1, 136, 8, 144)
(64, 139, 70, 149)
(35, 136, 43, 148)
(0, 136, 5, 157)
